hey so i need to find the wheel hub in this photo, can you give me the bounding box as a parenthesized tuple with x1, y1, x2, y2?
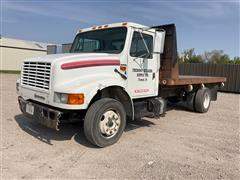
(203, 93, 210, 109)
(99, 110, 121, 138)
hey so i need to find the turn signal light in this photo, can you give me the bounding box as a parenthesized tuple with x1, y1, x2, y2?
(67, 94, 84, 105)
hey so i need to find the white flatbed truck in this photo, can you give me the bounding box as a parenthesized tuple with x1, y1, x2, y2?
(17, 22, 226, 147)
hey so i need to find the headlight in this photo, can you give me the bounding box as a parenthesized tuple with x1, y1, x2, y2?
(54, 92, 84, 105)
(54, 93, 68, 104)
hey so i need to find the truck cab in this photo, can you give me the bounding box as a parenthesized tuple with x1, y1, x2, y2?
(17, 22, 225, 147)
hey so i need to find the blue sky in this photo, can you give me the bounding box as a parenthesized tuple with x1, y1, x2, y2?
(1, 0, 239, 57)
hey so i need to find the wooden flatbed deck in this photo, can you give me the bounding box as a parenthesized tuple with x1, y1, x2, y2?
(160, 75, 226, 86)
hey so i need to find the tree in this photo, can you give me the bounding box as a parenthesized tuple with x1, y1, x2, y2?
(178, 48, 203, 63)
(232, 57, 240, 64)
(205, 50, 230, 64)
(178, 49, 239, 64)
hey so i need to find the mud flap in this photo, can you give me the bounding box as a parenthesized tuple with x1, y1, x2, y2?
(18, 97, 62, 130)
(210, 86, 218, 101)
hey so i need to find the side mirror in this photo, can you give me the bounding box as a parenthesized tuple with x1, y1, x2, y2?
(154, 31, 165, 54)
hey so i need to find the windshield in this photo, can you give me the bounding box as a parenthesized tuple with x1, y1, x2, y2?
(70, 27, 127, 54)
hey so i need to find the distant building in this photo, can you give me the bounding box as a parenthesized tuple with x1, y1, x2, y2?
(47, 43, 72, 54)
(0, 37, 49, 71)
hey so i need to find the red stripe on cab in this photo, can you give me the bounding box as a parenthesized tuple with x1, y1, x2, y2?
(61, 60, 120, 70)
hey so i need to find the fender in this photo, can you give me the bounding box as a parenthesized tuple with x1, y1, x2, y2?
(54, 73, 134, 118)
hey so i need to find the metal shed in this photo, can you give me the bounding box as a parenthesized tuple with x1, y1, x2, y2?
(0, 37, 49, 71)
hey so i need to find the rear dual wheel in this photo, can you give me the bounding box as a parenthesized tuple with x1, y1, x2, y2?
(195, 87, 211, 113)
(186, 87, 211, 113)
(84, 98, 126, 147)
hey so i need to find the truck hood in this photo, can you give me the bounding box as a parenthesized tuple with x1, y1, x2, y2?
(24, 53, 120, 64)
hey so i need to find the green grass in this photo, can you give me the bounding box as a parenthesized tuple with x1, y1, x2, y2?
(0, 70, 21, 74)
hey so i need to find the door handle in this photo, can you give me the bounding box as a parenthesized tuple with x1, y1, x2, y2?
(152, 72, 155, 80)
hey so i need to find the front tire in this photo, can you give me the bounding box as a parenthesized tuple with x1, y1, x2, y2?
(84, 98, 126, 147)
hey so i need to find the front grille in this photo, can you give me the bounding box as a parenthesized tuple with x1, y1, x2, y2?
(21, 62, 51, 90)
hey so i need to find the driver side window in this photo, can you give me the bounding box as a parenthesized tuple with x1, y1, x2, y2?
(130, 32, 153, 59)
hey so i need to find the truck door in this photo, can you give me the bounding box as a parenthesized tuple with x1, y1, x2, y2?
(127, 29, 159, 98)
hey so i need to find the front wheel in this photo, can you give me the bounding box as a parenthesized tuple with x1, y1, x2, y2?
(84, 98, 126, 147)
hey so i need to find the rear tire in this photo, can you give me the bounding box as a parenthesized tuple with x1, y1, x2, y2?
(84, 98, 126, 147)
(186, 91, 196, 111)
(194, 88, 211, 113)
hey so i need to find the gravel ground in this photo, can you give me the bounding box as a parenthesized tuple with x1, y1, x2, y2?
(1, 73, 240, 179)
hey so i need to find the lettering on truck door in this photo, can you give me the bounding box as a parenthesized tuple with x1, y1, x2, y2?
(127, 29, 158, 98)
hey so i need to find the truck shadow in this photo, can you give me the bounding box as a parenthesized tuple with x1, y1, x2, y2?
(14, 114, 95, 147)
(14, 114, 156, 148)
(167, 102, 191, 112)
